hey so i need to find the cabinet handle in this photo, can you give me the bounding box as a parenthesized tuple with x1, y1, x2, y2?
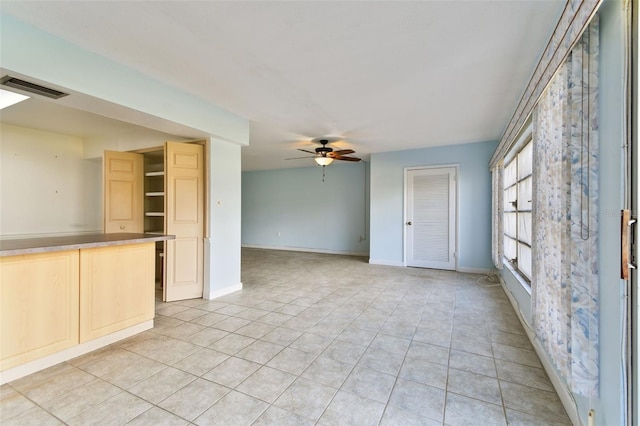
(120, 225, 125, 230)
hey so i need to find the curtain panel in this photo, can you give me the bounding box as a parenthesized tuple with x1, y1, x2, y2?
(491, 163, 504, 269)
(490, 0, 602, 169)
(531, 17, 599, 398)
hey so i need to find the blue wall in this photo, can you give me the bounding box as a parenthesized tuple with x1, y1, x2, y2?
(242, 162, 369, 255)
(499, 2, 626, 424)
(369, 140, 496, 271)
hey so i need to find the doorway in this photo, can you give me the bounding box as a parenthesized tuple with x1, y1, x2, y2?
(404, 166, 457, 270)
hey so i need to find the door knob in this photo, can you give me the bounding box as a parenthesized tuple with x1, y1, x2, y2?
(406, 221, 412, 225)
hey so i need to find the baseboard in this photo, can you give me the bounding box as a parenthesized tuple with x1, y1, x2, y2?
(368, 259, 405, 267)
(241, 244, 368, 257)
(457, 266, 493, 274)
(206, 283, 243, 300)
(0, 320, 153, 385)
(497, 276, 580, 426)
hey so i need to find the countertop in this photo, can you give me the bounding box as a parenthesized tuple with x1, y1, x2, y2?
(0, 233, 175, 257)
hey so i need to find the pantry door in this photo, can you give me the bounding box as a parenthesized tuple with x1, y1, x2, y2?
(103, 151, 143, 233)
(405, 166, 457, 270)
(164, 142, 204, 302)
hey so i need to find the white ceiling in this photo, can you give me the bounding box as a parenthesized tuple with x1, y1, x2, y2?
(0, 1, 564, 171)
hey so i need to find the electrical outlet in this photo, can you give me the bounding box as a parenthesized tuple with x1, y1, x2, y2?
(277, 231, 281, 237)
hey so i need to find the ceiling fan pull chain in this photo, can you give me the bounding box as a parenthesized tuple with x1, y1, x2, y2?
(322, 165, 326, 182)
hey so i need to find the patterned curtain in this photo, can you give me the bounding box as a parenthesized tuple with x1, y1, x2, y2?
(531, 17, 599, 398)
(491, 162, 504, 269)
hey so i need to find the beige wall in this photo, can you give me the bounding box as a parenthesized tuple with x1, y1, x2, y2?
(0, 123, 102, 237)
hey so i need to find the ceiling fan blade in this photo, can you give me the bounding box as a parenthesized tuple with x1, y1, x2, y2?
(332, 149, 355, 155)
(285, 156, 316, 160)
(297, 149, 316, 154)
(334, 156, 361, 162)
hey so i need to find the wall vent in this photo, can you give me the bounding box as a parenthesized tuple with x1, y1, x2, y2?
(0, 76, 68, 99)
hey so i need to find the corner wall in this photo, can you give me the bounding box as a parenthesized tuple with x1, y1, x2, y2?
(242, 162, 369, 255)
(369, 140, 496, 271)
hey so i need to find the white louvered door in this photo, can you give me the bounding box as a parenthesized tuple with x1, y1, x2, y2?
(405, 167, 456, 270)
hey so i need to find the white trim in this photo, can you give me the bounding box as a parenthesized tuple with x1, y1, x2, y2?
(457, 267, 493, 274)
(0, 320, 153, 385)
(368, 259, 405, 267)
(498, 275, 580, 426)
(241, 244, 368, 257)
(206, 283, 243, 300)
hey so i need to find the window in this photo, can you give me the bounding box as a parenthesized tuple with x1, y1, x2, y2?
(503, 137, 532, 282)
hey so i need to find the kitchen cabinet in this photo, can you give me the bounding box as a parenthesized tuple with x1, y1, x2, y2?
(0, 250, 79, 370)
(0, 233, 171, 382)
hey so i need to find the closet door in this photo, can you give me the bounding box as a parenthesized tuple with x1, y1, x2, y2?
(104, 151, 144, 233)
(405, 167, 457, 270)
(164, 142, 204, 301)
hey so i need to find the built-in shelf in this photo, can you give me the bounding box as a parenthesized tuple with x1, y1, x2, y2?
(145, 192, 165, 197)
(145, 171, 165, 177)
(145, 212, 165, 217)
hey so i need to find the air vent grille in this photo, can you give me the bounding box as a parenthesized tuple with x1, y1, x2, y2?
(0, 76, 68, 99)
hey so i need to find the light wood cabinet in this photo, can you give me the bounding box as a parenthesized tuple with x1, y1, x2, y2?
(104, 141, 205, 302)
(0, 251, 79, 370)
(80, 243, 155, 342)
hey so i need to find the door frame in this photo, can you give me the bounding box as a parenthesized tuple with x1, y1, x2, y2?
(403, 164, 459, 269)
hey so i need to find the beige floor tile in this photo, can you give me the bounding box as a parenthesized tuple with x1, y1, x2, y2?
(157, 378, 229, 421)
(40, 378, 121, 422)
(2, 405, 63, 426)
(0, 385, 37, 421)
(273, 377, 337, 421)
(380, 405, 442, 426)
(342, 366, 396, 403)
(128, 367, 196, 404)
(500, 381, 570, 423)
(236, 366, 296, 403)
(260, 327, 303, 346)
(127, 406, 189, 426)
(388, 378, 445, 422)
(252, 405, 314, 426)
(171, 347, 229, 376)
(266, 347, 317, 375)
(318, 390, 385, 426)
(194, 390, 268, 426)
(399, 357, 448, 389)
(289, 332, 333, 355)
(66, 391, 152, 426)
(301, 356, 354, 388)
(447, 368, 502, 405)
(495, 358, 554, 391)
(235, 340, 284, 364)
(444, 392, 507, 426)
(208, 333, 256, 355)
(448, 349, 497, 378)
(203, 356, 261, 388)
(357, 347, 405, 376)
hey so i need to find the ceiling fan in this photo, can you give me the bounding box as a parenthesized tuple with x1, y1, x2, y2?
(286, 138, 361, 166)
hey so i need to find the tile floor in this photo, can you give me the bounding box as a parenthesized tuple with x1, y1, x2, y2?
(1, 248, 571, 425)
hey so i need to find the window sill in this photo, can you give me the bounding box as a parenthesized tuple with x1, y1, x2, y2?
(503, 261, 532, 296)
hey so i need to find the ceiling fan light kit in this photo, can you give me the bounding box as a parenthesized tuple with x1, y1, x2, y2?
(285, 137, 361, 181)
(315, 156, 333, 166)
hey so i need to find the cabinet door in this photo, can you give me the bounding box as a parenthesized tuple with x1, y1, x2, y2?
(1, 251, 79, 371)
(164, 141, 204, 301)
(80, 243, 155, 342)
(104, 150, 144, 233)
